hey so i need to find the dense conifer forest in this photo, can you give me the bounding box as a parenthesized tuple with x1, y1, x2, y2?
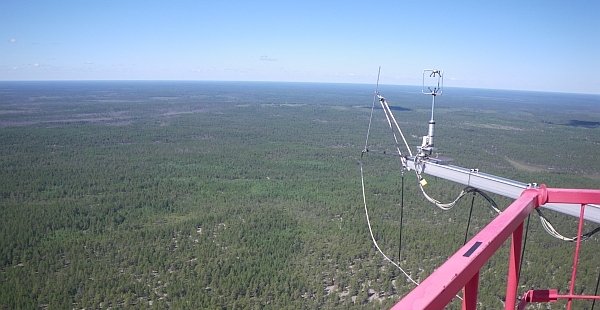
(1, 81, 599, 309)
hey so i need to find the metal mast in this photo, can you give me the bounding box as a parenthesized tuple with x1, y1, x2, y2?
(418, 69, 443, 157)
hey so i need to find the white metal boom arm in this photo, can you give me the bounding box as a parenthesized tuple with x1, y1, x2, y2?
(405, 157, 600, 224)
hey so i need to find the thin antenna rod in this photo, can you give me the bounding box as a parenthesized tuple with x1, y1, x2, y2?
(363, 66, 381, 153)
(399, 172, 405, 262)
(376, 66, 381, 94)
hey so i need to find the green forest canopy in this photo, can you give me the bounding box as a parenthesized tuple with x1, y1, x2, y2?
(1, 81, 599, 309)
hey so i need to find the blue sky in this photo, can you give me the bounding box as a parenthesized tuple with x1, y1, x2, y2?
(1, 0, 599, 94)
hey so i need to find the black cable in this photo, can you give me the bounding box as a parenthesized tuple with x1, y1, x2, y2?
(465, 187, 499, 213)
(518, 214, 531, 283)
(581, 226, 600, 241)
(592, 268, 600, 310)
(536, 208, 600, 242)
(463, 193, 476, 245)
(398, 171, 405, 263)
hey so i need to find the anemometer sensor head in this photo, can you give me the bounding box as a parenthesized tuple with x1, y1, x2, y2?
(418, 69, 443, 157)
(422, 69, 443, 96)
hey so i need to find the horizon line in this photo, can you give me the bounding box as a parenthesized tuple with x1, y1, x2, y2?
(0, 79, 598, 96)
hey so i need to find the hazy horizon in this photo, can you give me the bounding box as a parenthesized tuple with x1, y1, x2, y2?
(2, 79, 599, 96)
(2, 1, 599, 94)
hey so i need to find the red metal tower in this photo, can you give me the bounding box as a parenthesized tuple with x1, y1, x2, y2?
(392, 185, 600, 309)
